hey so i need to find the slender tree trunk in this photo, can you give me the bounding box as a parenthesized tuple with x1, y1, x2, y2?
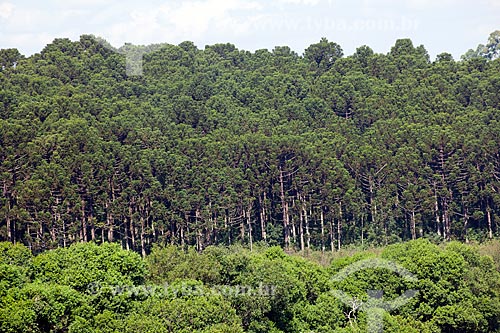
(150, 200, 156, 243)
(320, 207, 325, 253)
(7, 214, 12, 243)
(196, 209, 203, 252)
(180, 221, 185, 247)
(306, 205, 311, 250)
(37, 211, 43, 247)
(225, 214, 230, 246)
(62, 215, 67, 247)
(106, 200, 114, 242)
(487, 206, 493, 240)
(64, 204, 71, 247)
(434, 185, 441, 237)
(411, 209, 416, 240)
(361, 214, 364, 246)
(208, 202, 214, 245)
(290, 198, 297, 247)
(213, 214, 218, 244)
(5, 189, 14, 243)
(52, 195, 60, 244)
(140, 215, 146, 257)
(329, 219, 335, 253)
(463, 207, 469, 243)
(439, 147, 452, 241)
(369, 177, 376, 227)
(299, 200, 304, 252)
(27, 224, 31, 249)
(338, 202, 342, 251)
(107, 178, 116, 243)
(247, 204, 253, 252)
(81, 198, 87, 242)
(240, 210, 245, 244)
(130, 203, 136, 249)
(4, 182, 12, 243)
(443, 196, 450, 241)
(279, 168, 290, 249)
(259, 194, 267, 242)
(124, 210, 130, 251)
(89, 208, 95, 241)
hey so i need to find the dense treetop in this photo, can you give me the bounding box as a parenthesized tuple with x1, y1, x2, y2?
(1, 240, 500, 332)
(1, 34, 500, 254)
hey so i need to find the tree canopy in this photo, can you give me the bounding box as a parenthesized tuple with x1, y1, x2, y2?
(1, 240, 500, 332)
(1, 34, 500, 254)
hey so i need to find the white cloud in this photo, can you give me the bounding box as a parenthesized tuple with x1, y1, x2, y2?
(276, 0, 321, 5)
(96, 0, 264, 47)
(475, 24, 499, 37)
(158, 0, 262, 36)
(361, 0, 457, 9)
(0, 32, 53, 52)
(0, 0, 497, 58)
(0, 2, 14, 19)
(405, 0, 454, 8)
(484, 0, 500, 6)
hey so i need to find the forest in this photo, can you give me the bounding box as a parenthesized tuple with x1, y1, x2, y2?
(2, 31, 500, 332)
(1, 239, 500, 332)
(1, 33, 500, 254)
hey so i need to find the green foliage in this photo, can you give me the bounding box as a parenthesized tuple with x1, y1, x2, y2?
(0, 263, 28, 296)
(0, 242, 33, 267)
(31, 242, 146, 291)
(146, 245, 222, 284)
(0, 241, 500, 332)
(0, 282, 90, 333)
(1, 32, 500, 332)
(2, 33, 500, 253)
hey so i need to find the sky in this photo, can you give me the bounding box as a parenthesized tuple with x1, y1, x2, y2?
(0, 0, 499, 59)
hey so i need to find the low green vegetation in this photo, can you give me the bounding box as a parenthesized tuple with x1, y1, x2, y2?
(0, 240, 499, 332)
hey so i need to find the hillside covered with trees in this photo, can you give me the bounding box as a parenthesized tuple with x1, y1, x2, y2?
(1, 33, 500, 254)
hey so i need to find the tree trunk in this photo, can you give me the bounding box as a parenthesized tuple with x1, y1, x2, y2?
(291, 198, 297, 247)
(140, 215, 146, 257)
(361, 213, 364, 246)
(338, 203, 342, 251)
(329, 219, 335, 253)
(180, 222, 185, 247)
(6, 214, 12, 243)
(107, 177, 116, 243)
(106, 200, 114, 242)
(369, 176, 376, 227)
(81, 198, 87, 242)
(247, 204, 253, 252)
(320, 207, 325, 253)
(124, 210, 130, 251)
(213, 214, 218, 245)
(463, 207, 469, 243)
(279, 167, 290, 249)
(89, 209, 95, 241)
(434, 185, 441, 237)
(130, 203, 136, 249)
(240, 211, 245, 244)
(443, 196, 450, 241)
(306, 205, 311, 250)
(299, 200, 304, 252)
(259, 193, 267, 242)
(225, 214, 230, 246)
(487, 206, 493, 240)
(410, 209, 416, 240)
